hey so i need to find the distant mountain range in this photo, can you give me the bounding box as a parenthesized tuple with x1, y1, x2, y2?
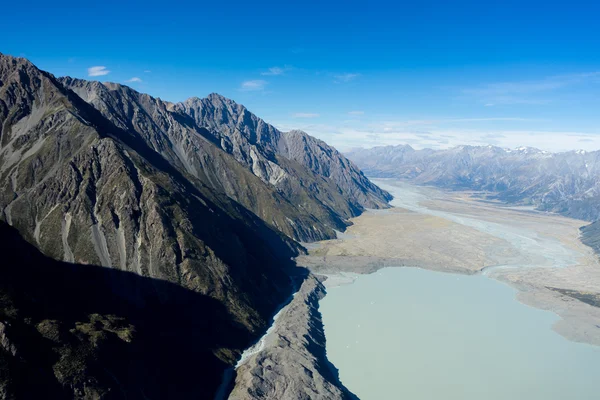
(347, 144, 600, 221)
(346, 144, 600, 254)
(0, 53, 387, 398)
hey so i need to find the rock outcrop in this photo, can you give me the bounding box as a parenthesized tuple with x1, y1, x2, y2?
(229, 274, 358, 400)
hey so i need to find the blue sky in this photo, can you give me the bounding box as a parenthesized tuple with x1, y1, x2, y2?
(3, 0, 600, 151)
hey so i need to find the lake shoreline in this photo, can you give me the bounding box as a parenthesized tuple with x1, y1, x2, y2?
(224, 271, 359, 400)
(224, 179, 600, 399)
(318, 266, 600, 400)
(299, 179, 600, 348)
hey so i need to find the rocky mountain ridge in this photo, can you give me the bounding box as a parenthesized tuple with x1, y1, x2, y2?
(0, 53, 373, 399)
(59, 78, 391, 242)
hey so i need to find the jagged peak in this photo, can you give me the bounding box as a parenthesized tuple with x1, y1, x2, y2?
(184, 96, 202, 103)
(287, 129, 308, 135)
(183, 92, 233, 102)
(0, 52, 39, 72)
(513, 145, 542, 152)
(285, 129, 333, 147)
(393, 144, 415, 151)
(58, 76, 123, 92)
(0, 52, 23, 62)
(206, 92, 228, 101)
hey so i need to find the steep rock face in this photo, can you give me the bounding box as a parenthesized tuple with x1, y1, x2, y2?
(59, 78, 335, 242)
(177, 96, 392, 221)
(176, 94, 283, 166)
(0, 54, 302, 398)
(59, 82, 391, 241)
(278, 130, 391, 210)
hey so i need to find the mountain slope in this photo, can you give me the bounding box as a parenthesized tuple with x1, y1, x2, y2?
(177, 95, 392, 217)
(581, 221, 600, 255)
(0, 221, 253, 399)
(59, 80, 391, 241)
(0, 52, 388, 399)
(0, 53, 304, 398)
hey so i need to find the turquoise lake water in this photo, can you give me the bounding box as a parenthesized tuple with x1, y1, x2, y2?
(320, 267, 600, 400)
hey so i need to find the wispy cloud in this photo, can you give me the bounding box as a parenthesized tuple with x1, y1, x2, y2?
(271, 112, 591, 153)
(126, 77, 142, 83)
(261, 66, 292, 76)
(348, 111, 365, 115)
(333, 73, 360, 83)
(463, 71, 600, 105)
(144, 70, 151, 73)
(293, 113, 320, 118)
(445, 117, 539, 123)
(87, 66, 110, 77)
(240, 80, 268, 91)
(367, 117, 538, 130)
(274, 118, 600, 153)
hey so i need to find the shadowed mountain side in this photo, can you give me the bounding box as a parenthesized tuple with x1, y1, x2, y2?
(0, 53, 300, 330)
(0, 222, 258, 399)
(581, 221, 600, 257)
(0, 53, 315, 399)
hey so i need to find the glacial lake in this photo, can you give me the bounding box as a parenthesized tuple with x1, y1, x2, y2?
(320, 180, 600, 399)
(320, 267, 600, 400)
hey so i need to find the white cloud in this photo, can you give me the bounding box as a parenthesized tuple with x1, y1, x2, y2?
(333, 73, 360, 83)
(272, 119, 600, 153)
(292, 113, 320, 118)
(87, 66, 110, 77)
(348, 111, 364, 115)
(261, 66, 292, 76)
(240, 80, 268, 91)
(126, 77, 142, 83)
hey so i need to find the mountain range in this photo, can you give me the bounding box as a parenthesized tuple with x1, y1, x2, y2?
(0, 53, 389, 399)
(346, 144, 600, 253)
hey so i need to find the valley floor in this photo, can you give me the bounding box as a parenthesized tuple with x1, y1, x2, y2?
(226, 179, 600, 399)
(298, 179, 600, 346)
